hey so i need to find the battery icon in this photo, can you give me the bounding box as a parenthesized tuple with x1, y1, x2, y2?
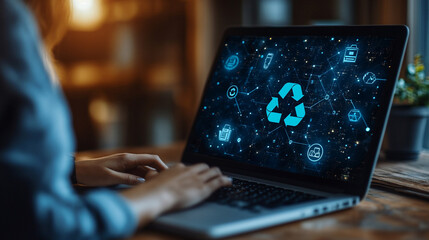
(263, 53, 274, 69)
(343, 44, 358, 63)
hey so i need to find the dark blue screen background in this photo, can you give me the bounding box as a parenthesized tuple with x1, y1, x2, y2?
(188, 35, 395, 182)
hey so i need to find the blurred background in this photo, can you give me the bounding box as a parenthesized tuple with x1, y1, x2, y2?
(54, 0, 429, 151)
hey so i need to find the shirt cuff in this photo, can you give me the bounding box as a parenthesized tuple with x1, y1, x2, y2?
(71, 156, 77, 184)
(83, 189, 138, 238)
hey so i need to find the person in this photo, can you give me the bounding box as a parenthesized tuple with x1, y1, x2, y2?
(0, 0, 231, 239)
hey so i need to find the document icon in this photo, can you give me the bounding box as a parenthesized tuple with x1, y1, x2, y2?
(343, 45, 358, 63)
(219, 124, 232, 142)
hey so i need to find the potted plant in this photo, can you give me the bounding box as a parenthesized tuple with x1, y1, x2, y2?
(385, 55, 429, 160)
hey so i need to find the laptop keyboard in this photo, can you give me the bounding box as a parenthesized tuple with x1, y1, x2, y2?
(206, 178, 325, 212)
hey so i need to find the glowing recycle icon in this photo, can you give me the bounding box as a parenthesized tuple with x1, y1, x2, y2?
(266, 83, 306, 127)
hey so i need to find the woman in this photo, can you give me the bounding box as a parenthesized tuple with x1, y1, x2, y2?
(0, 0, 231, 239)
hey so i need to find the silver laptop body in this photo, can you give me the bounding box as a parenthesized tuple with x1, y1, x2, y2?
(151, 25, 409, 239)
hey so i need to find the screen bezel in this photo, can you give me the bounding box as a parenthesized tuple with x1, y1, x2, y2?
(182, 26, 409, 200)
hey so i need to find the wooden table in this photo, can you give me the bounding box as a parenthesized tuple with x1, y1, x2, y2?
(77, 143, 429, 240)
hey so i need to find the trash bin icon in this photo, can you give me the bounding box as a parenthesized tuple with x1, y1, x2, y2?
(343, 44, 358, 63)
(219, 124, 232, 142)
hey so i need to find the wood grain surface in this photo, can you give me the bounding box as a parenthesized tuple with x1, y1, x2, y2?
(76, 143, 429, 240)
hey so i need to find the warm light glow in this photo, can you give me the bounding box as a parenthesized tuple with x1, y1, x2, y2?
(70, 0, 105, 30)
(89, 97, 119, 124)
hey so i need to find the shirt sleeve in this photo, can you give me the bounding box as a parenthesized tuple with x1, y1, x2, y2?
(0, 1, 137, 239)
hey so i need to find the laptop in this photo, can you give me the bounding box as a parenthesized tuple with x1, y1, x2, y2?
(152, 26, 409, 239)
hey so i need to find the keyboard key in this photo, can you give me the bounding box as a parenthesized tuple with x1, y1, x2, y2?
(206, 178, 325, 212)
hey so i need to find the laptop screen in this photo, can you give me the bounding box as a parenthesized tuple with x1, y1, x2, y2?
(185, 28, 406, 187)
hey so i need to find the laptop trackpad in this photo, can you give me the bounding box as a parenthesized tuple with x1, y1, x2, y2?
(153, 202, 255, 230)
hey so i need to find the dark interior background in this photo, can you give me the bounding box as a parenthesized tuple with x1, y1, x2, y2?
(54, 0, 425, 151)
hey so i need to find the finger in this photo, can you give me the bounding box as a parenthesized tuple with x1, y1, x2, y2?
(129, 165, 151, 176)
(130, 166, 159, 180)
(205, 176, 232, 193)
(125, 154, 168, 171)
(199, 167, 222, 182)
(187, 163, 210, 174)
(171, 163, 185, 168)
(144, 170, 159, 180)
(107, 169, 145, 185)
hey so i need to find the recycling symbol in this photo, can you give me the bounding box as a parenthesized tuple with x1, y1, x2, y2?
(266, 82, 306, 127)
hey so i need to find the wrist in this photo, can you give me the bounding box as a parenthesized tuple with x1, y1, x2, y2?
(120, 185, 174, 226)
(74, 160, 92, 185)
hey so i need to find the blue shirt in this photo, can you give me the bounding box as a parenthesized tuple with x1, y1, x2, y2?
(0, 0, 137, 239)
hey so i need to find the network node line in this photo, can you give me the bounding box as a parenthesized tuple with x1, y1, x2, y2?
(251, 100, 268, 105)
(223, 152, 235, 157)
(240, 86, 259, 95)
(342, 93, 356, 109)
(306, 98, 325, 109)
(284, 127, 290, 141)
(243, 66, 254, 85)
(242, 44, 249, 55)
(282, 126, 310, 147)
(317, 77, 336, 113)
(361, 115, 369, 129)
(237, 141, 243, 152)
(225, 45, 232, 55)
(318, 77, 328, 95)
(327, 51, 340, 60)
(293, 141, 308, 146)
(267, 85, 273, 97)
(305, 78, 311, 92)
(234, 98, 242, 114)
(305, 135, 310, 145)
(293, 67, 300, 80)
(327, 99, 335, 112)
(268, 126, 282, 135)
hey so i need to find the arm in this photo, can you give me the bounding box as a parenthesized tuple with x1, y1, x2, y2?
(0, 1, 230, 239)
(74, 153, 168, 186)
(0, 1, 132, 239)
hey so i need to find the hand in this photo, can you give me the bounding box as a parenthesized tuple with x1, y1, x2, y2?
(121, 163, 231, 226)
(75, 153, 168, 186)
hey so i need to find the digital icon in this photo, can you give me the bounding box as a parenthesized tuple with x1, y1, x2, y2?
(219, 124, 232, 142)
(343, 44, 358, 63)
(348, 109, 362, 122)
(225, 55, 239, 70)
(361, 72, 386, 84)
(307, 143, 324, 162)
(227, 85, 238, 99)
(263, 53, 274, 69)
(266, 82, 306, 127)
(362, 72, 377, 84)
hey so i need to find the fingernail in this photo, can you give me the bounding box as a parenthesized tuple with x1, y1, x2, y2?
(137, 178, 145, 183)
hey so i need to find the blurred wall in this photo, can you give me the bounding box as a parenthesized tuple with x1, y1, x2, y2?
(55, 0, 409, 151)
